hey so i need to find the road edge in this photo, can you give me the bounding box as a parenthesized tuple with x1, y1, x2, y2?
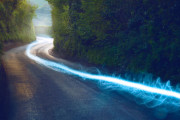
(0, 61, 10, 120)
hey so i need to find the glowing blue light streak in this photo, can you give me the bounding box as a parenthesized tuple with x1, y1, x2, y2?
(26, 37, 180, 109)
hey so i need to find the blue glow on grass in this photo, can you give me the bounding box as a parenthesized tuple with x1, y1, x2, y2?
(26, 37, 180, 110)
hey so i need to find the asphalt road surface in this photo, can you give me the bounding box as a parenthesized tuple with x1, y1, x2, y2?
(2, 37, 179, 120)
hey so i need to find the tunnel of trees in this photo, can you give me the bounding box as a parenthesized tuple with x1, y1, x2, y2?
(47, 0, 180, 83)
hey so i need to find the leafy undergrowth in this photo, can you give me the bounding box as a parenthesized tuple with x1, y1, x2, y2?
(0, 0, 36, 55)
(48, 0, 180, 84)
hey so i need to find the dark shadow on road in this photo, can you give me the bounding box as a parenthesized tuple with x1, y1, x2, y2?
(0, 62, 9, 120)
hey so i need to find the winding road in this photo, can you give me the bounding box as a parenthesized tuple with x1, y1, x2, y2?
(2, 36, 179, 120)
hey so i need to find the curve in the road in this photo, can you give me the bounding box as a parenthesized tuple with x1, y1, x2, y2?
(26, 37, 180, 109)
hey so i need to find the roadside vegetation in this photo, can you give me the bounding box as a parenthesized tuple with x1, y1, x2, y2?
(47, 0, 180, 83)
(0, 0, 36, 56)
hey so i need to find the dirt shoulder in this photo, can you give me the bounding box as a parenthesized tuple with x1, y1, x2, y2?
(49, 48, 128, 76)
(3, 42, 28, 52)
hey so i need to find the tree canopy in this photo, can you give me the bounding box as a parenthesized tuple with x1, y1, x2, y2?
(0, 0, 36, 55)
(48, 0, 180, 83)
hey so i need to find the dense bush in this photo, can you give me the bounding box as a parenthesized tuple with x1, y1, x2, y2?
(0, 0, 36, 55)
(47, 0, 180, 83)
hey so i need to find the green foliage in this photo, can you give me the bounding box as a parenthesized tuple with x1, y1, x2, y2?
(48, 0, 180, 82)
(0, 0, 36, 55)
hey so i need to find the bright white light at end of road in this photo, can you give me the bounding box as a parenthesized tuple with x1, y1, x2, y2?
(26, 37, 180, 110)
